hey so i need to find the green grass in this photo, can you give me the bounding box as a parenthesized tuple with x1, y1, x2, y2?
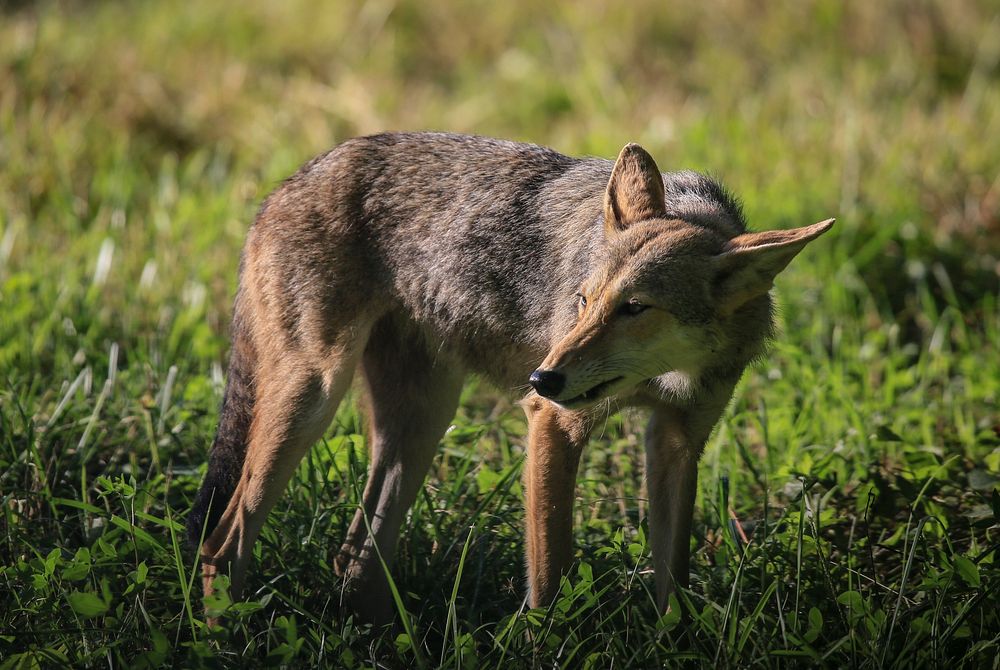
(2, 0, 999, 667)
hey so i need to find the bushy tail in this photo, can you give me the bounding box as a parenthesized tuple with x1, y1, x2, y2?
(187, 308, 257, 549)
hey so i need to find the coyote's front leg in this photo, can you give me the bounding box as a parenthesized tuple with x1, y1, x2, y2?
(644, 407, 700, 612)
(521, 397, 593, 608)
(644, 394, 732, 612)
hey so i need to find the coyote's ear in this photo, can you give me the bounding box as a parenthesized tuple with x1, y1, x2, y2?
(604, 143, 667, 234)
(714, 218, 835, 314)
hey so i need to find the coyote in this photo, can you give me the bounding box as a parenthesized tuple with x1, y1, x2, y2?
(187, 132, 832, 623)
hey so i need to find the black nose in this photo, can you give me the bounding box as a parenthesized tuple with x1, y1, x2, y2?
(529, 369, 565, 398)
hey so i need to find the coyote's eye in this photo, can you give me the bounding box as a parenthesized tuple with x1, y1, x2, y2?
(577, 293, 587, 309)
(620, 300, 649, 316)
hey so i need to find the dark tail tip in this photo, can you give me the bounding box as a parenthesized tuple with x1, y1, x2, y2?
(187, 321, 256, 550)
(187, 488, 214, 549)
(186, 460, 240, 549)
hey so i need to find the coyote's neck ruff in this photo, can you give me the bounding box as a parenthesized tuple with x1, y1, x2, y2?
(188, 132, 833, 623)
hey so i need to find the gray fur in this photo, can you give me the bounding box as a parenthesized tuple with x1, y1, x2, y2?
(254, 132, 748, 389)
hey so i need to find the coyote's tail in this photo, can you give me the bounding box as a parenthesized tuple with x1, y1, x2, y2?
(186, 306, 257, 549)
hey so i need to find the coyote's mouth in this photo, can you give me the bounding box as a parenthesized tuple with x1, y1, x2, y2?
(557, 376, 624, 408)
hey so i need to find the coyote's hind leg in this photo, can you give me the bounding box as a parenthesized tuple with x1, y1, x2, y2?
(199, 336, 368, 609)
(335, 317, 464, 624)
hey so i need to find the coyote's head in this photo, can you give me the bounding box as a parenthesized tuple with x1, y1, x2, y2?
(529, 143, 833, 409)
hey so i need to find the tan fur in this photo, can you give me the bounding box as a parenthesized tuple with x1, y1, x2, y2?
(521, 397, 593, 605)
(187, 132, 833, 625)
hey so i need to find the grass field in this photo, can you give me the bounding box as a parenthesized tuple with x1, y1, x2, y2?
(2, 1, 999, 667)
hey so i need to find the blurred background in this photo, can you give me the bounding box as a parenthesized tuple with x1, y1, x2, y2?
(2, 0, 998, 354)
(2, 1, 999, 665)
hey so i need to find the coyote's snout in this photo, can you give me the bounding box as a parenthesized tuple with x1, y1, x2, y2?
(530, 272, 711, 409)
(188, 132, 833, 625)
